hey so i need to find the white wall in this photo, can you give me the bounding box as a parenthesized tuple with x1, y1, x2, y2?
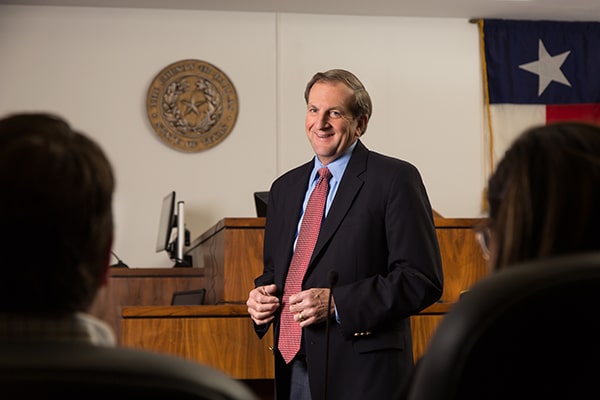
(0, 5, 486, 267)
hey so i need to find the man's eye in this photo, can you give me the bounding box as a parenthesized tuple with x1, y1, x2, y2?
(329, 110, 342, 119)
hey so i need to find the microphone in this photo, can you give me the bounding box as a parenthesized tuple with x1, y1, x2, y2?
(323, 270, 338, 400)
(110, 250, 130, 268)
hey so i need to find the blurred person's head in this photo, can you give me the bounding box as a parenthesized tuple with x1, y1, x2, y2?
(0, 112, 115, 313)
(485, 121, 600, 270)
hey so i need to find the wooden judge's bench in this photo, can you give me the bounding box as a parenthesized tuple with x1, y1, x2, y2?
(90, 216, 488, 398)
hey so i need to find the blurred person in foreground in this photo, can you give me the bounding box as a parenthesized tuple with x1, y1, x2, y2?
(246, 69, 443, 400)
(402, 120, 600, 400)
(0, 112, 115, 345)
(480, 121, 600, 270)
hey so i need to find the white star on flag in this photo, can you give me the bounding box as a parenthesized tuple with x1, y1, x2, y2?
(519, 39, 571, 96)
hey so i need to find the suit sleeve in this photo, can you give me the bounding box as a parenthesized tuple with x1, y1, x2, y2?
(333, 163, 443, 338)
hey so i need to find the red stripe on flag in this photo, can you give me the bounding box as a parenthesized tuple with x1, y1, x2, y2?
(546, 104, 600, 124)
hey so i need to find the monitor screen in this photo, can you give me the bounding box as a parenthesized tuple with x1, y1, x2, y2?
(171, 288, 206, 305)
(155, 191, 176, 252)
(254, 191, 269, 217)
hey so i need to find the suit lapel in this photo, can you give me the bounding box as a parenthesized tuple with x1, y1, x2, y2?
(275, 162, 313, 281)
(308, 141, 368, 271)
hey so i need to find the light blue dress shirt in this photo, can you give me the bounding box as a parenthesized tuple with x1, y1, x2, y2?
(294, 140, 357, 243)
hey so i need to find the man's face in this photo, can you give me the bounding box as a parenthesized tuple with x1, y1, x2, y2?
(305, 81, 364, 165)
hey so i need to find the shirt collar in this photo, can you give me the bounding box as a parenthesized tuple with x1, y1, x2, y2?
(312, 140, 357, 182)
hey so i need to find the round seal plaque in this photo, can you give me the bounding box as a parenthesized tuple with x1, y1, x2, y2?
(146, 59, 239, 152)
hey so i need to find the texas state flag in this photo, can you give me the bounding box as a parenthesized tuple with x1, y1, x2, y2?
(480, 19, 600, 173)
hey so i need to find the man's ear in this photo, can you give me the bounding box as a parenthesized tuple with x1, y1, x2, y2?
(357, 115, 368, 136)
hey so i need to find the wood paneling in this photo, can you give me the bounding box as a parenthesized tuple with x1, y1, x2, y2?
(185, 217, 265, 304)
(91, 217, 488, 383)
(89, 268, 206, 340)
(121, 305, 274, 380)
(410, 217, 489, 361)
(434, 218, 489, 303)
(410, 303, 449, 363)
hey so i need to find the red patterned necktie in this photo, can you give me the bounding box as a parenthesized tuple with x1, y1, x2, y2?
(278, 167, 331, 364)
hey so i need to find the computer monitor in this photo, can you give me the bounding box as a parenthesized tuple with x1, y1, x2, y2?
(254, 191, 269, 217)
(155, 191, 176, 253)
(155, 191, 192, 267)
(170, 288, 206, 306)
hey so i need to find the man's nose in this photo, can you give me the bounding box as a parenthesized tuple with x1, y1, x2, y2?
(314, 113, 331, 128)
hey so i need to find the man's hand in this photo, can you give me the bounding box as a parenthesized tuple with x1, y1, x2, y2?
(288, 288, 335, 327)
(246, 284, 280, 325)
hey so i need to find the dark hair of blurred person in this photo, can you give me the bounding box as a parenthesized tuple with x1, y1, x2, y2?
(0, 112, 115, 345)
(485, 121, 600, 270)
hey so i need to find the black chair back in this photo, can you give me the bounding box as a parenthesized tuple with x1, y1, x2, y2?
(406, 252, 600, 400)
(0, 341, 258, 399)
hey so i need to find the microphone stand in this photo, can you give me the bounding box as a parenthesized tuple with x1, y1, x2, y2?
(324, 270, 338, 400)
(110, 250, 129, 268)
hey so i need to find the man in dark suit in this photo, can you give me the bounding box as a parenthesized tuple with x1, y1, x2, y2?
(246, 69, 443, 400)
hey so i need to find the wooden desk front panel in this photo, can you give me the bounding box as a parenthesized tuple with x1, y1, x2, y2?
(410, 303, 449, 362)
(90, 268, 206, 341)
(185, 218, 265, 304)
(410, 218, 489, 361)
(121, 305, 274, 380)
(223, 228, 265, 302)
(434, 218, 489, 304)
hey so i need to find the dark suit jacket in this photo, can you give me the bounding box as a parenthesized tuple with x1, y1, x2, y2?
(254, 140, 443, 400)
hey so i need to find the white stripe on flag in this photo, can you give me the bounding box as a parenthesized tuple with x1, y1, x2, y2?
(488, 104, 545, 169)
